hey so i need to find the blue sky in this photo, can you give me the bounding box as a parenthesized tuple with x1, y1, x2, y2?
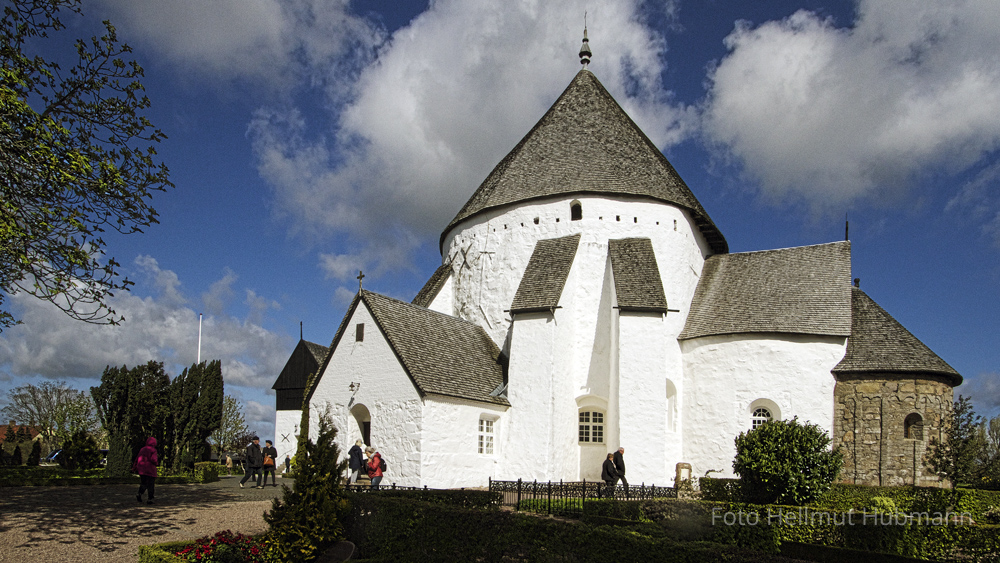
(2, 0, 998, 438)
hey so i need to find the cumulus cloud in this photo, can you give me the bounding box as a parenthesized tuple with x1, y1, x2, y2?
(134, 255, 187, 307)
(202, 268, 238, 317)
(703, 0, 1000, 215)
(95, 0, 384, 87)
(0, 263, 291, 394)
(250, 0, 694, 271)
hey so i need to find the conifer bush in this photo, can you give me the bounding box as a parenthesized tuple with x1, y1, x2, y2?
(733, 416, 843, 505)
(27, 440, 41, 466)
(264, 410, 348, 562)
(11, 442, 23, 465)
(58, 430, 102, 470)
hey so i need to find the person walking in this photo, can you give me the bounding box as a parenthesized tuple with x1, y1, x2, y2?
(224, 454, 233, 476)
(261, 439, 278, 487)
(240, 436, 263, 489)
(134, 437, 159, 505)
(284, 455, 291, 474)
(613, 446, 629, 496)
(366, 447, 384, 490)
(601, 452, 619, 498)
(348, 439, 364, 485)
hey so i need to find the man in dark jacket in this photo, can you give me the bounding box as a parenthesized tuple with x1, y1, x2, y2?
(240, 436, 264, 489)
(613, 446, 629, 495)
(348, 439, 364, 484)
(601, 453, 619, 498)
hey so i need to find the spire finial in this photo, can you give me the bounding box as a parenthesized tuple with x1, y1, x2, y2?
(579, 13, 591, 68)
(357, 270, 364, 291)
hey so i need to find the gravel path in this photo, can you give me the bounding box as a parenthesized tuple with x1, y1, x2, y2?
(0, 475, 290, 563)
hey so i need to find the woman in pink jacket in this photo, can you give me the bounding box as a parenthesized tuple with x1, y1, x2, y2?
(135, 437, 159, 504)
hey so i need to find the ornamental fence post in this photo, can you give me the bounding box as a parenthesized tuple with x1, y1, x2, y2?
(517, 478, 522, 511)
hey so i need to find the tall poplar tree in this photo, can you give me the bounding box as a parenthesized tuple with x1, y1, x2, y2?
(170, 360, 223, 469)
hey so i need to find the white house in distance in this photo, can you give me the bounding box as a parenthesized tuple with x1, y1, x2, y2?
(275, 35, 961, 490)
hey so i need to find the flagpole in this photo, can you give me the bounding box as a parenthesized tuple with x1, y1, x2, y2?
(197, 313, 203, 364)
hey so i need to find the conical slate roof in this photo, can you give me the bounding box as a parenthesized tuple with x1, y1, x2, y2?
(441, 69, 727, 254)
(833, 288, 961, 384)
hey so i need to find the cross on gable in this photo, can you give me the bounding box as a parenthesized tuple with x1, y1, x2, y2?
(357, 270, 365, 290)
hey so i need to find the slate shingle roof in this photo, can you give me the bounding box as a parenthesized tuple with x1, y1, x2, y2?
(679, 242, 852, 340)
(833, 288, 961, 383)
(411, 264, 451, 308)
(441, 70, 727, 255)
(272, 340, 329, 391)
(307, 291, 508, 406)
(608, 238, 668, 312)
(510, 234, 581, 313)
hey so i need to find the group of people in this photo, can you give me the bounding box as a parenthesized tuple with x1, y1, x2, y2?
(601, 446, 628, 495)
(239, 436, 281, 489)
(347, 439, 386, 489)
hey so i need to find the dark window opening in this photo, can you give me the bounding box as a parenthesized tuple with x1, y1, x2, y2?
(904, 413, 924, 440)
(356, 323, 364, 342)
(571, 202, 583, 221)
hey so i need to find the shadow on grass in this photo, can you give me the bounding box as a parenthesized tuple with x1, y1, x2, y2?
(0, 480, 286, 553)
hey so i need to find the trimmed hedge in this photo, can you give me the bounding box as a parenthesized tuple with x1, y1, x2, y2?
(343, 493, 779, 562)
(700, 477, 1000, 523)
(192, 461, 219, 483)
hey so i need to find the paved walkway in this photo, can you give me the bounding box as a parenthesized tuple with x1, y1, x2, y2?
(0, 475, 291, 563)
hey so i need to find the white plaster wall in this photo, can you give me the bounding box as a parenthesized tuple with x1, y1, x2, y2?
(680, 334, 848, 479)
(421, 395, 507, 488)
(499, 311, 556, 481)
(426, 273, 454, 315)
(273, 410, 301, 462)
(308, 301, 424, 487)
(440, 196, 712, 347)
(438, 195, 712, 484)
(618, 312, 673, 486)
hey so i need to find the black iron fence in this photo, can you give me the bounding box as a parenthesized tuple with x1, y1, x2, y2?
(489, 478, 676, 515)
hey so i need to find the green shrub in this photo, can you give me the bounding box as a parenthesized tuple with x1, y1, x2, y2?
(866, 496, 898, 515)
(58, 430, 101, 470)
(11, 443, 23, 465)
(193, 461, 219, 483)
(733, 417, 843, 505)
(700, 477, 741, 502)
(263, 410, 348, 562)
(26, 441, 41, 466)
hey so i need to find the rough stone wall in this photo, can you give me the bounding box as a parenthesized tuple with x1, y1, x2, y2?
(834, 374, 953, 488)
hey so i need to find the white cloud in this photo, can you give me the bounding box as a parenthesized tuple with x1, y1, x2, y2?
(250, 0, 694, 272)
(202, 268, 238, 316)
(319, 253, 367, 282)
(702, 0, 1000, 215)
(95, 0, 384, 87)
(0, 262, 291, 394)
(134, 255, 187, 307)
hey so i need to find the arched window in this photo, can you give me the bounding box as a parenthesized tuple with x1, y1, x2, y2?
(570, 201, 582, 221)
(751, 407, 772, 430)
(904, 413, 924, 440)
(665, 379, 678, 432)
(579, 410, 604, 443)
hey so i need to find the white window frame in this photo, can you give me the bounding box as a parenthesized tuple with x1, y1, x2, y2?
(478, 417, 495, 455)
(748, 398, 781, 430)
(578, 410, 605, 444)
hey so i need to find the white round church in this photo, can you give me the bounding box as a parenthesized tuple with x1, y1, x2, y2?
(274, 41, 961, 490)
